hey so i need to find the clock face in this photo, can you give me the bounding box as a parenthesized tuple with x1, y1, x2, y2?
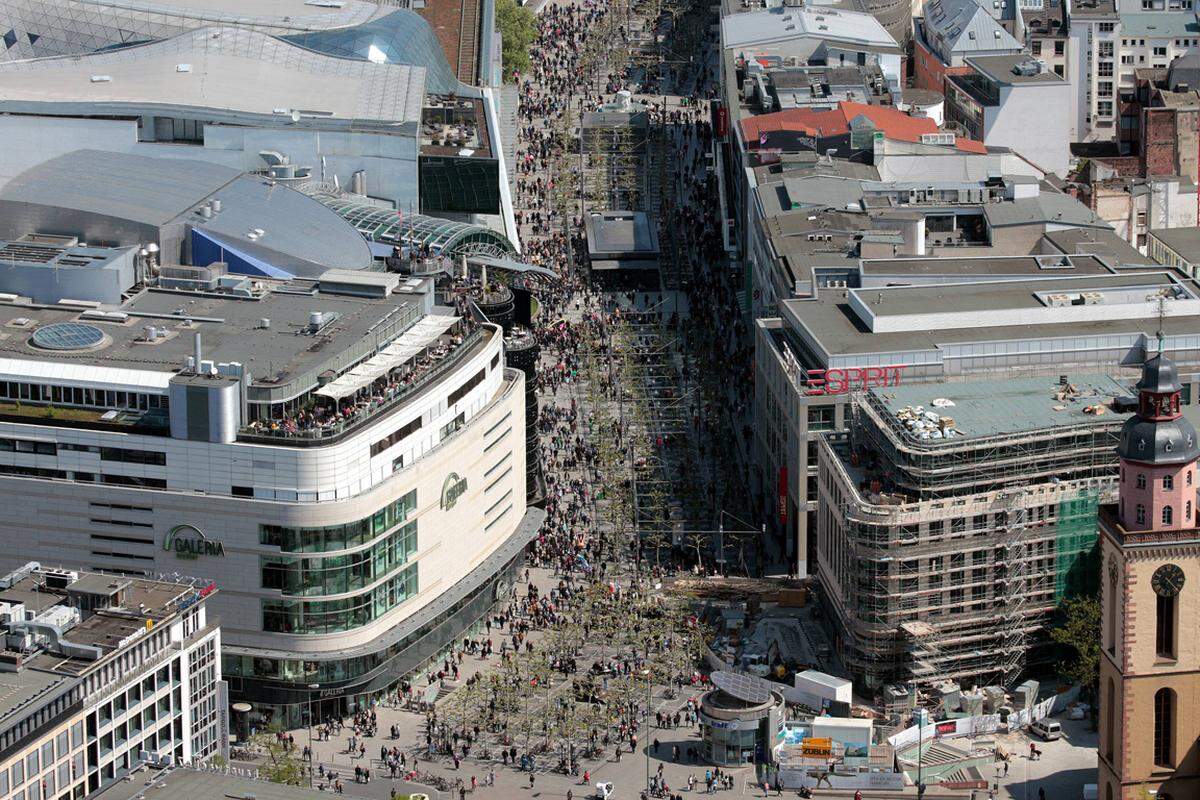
(1152, 563, 1186, 598)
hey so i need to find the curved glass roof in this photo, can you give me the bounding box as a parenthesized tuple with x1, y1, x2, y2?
(282, 10, 463, 95)
(321, 197, 515, 256)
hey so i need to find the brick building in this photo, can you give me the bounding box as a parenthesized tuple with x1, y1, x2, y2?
(1098, 345, 1200, 800)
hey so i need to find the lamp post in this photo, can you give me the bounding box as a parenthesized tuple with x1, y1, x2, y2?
(307, 683, 320, 788)
(642, 668, 653, 794)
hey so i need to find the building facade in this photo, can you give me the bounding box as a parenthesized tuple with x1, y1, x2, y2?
(1099, 347, 1200, 800)
(0, 564, 221, 798)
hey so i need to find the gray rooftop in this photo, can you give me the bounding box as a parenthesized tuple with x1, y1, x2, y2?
(92, 766, 372, 800)
(982, 191, 1106, 228)
(921, 0, 1023, 55)
(859, 253, 1122, 277)
(584, 212, 661, 258)
(0, 669, 72, 731)
(1150, 226, 1200, 261)
(780, 271, 1200, 357)
(968, 54, 1067, 84)
(0, 150, 239, 229)
(0, 285, 421, 400)
(873, 373, 1129, 442)
(0, 26, 426, 127)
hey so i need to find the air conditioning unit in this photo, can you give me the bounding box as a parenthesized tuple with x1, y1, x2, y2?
(1080, 291, 1104, 305)
(1045, 294, 1072, 306)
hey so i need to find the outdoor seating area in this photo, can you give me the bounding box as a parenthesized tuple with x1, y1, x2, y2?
(241, 316, 482, 442)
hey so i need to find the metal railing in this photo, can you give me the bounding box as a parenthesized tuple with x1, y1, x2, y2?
(238, 328, 487, 447)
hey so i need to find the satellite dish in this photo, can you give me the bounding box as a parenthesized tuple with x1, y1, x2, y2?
(290, 110, 301, 123)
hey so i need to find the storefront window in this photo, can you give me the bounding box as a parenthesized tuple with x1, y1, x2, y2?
(260, 491, 416, 553)
(262, 564, 418, 634)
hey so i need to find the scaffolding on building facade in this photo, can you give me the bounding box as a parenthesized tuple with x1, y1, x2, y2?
(818, 387, 1117, 692)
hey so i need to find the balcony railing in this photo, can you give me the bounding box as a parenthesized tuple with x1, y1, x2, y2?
(238, 327, 488, 447)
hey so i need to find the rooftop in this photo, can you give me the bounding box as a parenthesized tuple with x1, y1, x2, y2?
(0, 26, 427, 128)
(779, 270, 1200, 358)
(0, 284, 420, 402)
(584, 212, 661, 257)
(859, 253, 1122, 277)
(64, 0, 389, 29)
(0, 669, 72, 731)
(1150, 226, 1200, 259)
(92, 766, 370, 800)
(967, 54, 1066, 85)
(741, 102, 987, 153)
(921, 0, 1023, 56)
(1120, 11, 1200, 38)
(872, 373, 1128, 443)
(722, 5, 900, 52)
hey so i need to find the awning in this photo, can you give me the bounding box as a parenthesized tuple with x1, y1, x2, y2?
(315, 315, 460, 400)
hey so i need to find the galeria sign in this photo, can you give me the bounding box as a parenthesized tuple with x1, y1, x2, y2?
(164, 524, 226, 559)
(441, 472, 468, 510)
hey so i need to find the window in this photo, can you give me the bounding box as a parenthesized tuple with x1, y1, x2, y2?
(369, 416, 422, 457)
(1099, 41, 1114, 58)
(1164, 474, 1174, 490)
(1188, 470, 1193, 486)
(1136, 504, 1146, 525)
(1137, 473, 1147, 488)
(1154, 46, 1167, 56)
(1098, 81, 1114, 97)
(1107, 564, 1118, 655)
(1187, 501, 1192, 521)
(1163, 505, 1174, 525)
(1105, 678, 1115, 761)
(807, 405, 835, 431)
(1099, 62, 1114, 77)
(1098, 22, 1115, 33)
(1055, 40, 1065, 56)
(1098, 101, 1114, 117)
(1031, 40, 1042, 55)
(1157, 592, 1177, 657)
(447, 369, 485, 406)
(1154, 688, 1174, 767)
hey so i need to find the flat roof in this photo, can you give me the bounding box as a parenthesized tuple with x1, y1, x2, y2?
(0, 26, 426, 127)
(0, 285, 419, 400)
(1150, 226, 1200, 258)
(92, 766, 371, 800)
(967, 54, 1066, 84)
(722, 5, 899, 52)
(860, 272, 1178, 318)
(872, 373, 1128, 442)
(0, 669, 72, 729)
(584, 212, 661, 257)
(780, 272, 1200, 357)
(859, 254, 1120, 277)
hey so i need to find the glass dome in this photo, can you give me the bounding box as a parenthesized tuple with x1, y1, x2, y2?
(30, 322, 108, 351)
(283, 10, 463, 95)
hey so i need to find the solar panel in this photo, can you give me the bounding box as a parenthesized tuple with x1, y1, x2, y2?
(711, 670, 773, 704)
(31, 322, 106, 351)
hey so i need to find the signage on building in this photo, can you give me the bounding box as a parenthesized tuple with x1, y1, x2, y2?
(164, 524, 225, 559)
(778, 467, 788, 526)
(800, 737, 833, 757)
(440, 472, 468, 510)
(803, 365, 906, 396)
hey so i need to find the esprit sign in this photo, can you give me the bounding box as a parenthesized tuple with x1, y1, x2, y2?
(440, 472, 468, 510)
(804, 365, 905, 396)
(164, 524, 226, 559)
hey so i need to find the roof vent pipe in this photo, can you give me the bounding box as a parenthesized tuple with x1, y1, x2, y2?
(194, 332, 202, 374)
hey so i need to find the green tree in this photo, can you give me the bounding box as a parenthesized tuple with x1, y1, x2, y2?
(496, 0, 536, 80)
(1050, 595, 1102, 697)
(252, 731, 307, 786)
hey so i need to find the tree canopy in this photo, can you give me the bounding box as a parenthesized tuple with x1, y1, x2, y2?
(496, 0, 537, 80)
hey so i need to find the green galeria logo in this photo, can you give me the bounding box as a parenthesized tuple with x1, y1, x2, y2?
(440, 472, 468, 510)
(164, 524, 226, 559)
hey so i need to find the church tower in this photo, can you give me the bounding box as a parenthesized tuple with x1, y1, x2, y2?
(1099, 344, 1200, 800)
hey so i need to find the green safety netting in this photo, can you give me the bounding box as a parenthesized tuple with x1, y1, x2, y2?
(1054, 490, 1100, 601)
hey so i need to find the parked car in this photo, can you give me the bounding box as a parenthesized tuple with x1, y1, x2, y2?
(1030, 719, 1062, 741)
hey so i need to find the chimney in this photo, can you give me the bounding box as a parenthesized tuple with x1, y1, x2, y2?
(193, 332, 202, 374)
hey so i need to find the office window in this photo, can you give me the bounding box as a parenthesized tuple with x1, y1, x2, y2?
(1098, 81, 1114, 97)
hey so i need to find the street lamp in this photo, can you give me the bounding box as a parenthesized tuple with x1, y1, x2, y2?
(641, 668, 653, 793)
(307, 683, 320, 788)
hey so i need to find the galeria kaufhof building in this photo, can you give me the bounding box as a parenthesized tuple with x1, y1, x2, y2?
(0, 271, 537, 726)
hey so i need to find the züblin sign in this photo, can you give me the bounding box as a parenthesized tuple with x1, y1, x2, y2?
(440, 472, 468, 510)
(164, 524, 226, 559)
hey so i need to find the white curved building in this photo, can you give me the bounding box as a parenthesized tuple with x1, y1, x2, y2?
(0, 266, 536, 725)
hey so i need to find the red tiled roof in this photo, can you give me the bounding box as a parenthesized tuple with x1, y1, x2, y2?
(740, 101, 987, 154)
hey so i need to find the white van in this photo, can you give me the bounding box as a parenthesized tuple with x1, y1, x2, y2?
(1030, 719, 1062, 741)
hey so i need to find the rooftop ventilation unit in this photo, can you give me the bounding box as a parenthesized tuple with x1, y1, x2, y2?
(1080, 291, 1104, 305)
(1012, 59, 1042, 76)
(90, 75, 111, 83)
(1045, 294, 1071, 307)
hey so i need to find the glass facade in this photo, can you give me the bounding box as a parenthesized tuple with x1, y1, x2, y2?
(262, 563, 418, 634)
(419, 157, 501, 215)
(260, 490, 416, 552)
(261, 521, 417, 596)
(319, 198, 516, 257)
(282, 10, 463, 95)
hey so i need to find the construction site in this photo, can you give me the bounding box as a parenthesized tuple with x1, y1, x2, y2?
(813, 374, 1128, 695)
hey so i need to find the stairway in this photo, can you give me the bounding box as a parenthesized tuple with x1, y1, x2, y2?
(457, 0, 481, 84)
